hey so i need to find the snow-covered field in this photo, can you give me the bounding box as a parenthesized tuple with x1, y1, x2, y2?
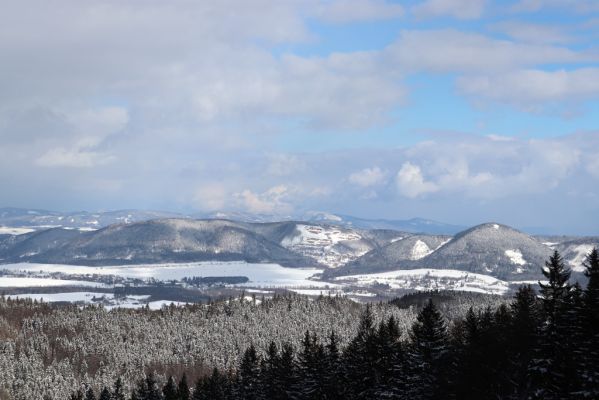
(0, 261, 531, 306)
(288, 288, 377, 298)
(0, 277, 108, 288)
(0, 261, 327, 288)
(0, 226, 35, 235)
(334, 268, 511, 295)
(7, 291, 184, 310)
(8, 292, 119, 303)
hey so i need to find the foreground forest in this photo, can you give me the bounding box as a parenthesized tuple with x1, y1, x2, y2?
(0, 285, 500, 399)
(0, 249, 596, 399)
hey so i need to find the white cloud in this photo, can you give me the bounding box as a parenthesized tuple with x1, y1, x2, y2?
(487, 134, 516, 142)
(0, 1, 405, 132)
(348, 166, 386, 187)
(317, 0, 404, 23)
(512, 0, 599, 13)
(489, 21, 574, 44)
(586, 154, 599, 179)
(194, 183, 228, 211)
(66, 107, 129, 146)
(457, 68, 599, 108)
(266, 154, 307, 176)
(434, 158, 493, 190)
(189, 51, 404, 130)
(36, 147, 114, 168)
(396, 162, 439, 198)
(236, 185, 293, 214)
(412, 0, 487, 20)
(388, 29, 588, 73)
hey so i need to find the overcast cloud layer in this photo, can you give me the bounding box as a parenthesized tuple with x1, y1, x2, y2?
(0, 0, 598, 234)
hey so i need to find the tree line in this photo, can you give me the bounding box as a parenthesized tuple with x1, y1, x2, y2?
(69, 248, 599, 400)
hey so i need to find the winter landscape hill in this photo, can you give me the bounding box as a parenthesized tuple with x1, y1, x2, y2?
(329, 233, 451, 276)
(0, 219, 319, 268)
(0, 210, 597, 284)
(408, 223, 555, 280)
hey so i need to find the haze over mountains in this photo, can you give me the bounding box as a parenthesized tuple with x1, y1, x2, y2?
(0, 207, 465, 235)
(0, 207, 597, 284)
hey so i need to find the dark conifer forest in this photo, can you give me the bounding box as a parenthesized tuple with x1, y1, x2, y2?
(62, 248, 599, 400)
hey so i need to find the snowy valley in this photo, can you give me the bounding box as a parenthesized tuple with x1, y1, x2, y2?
(0, 214, 596, 308)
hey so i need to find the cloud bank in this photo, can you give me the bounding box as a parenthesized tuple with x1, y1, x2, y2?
(0, 0, 598, 234)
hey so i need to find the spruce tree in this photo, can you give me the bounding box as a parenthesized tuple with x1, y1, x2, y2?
(162, 376, 178, 400)
(296, 330, 326, 398)
(566, 283, 585, 395)
(539, 250, 571, 321)
(406, 299, 452, 400)
(202, 368, 227, 400)
(136, 373, 162, 400)
(454, 307, 481, 399)
(276, 342, 297, 399)
(113, 377, 127, 400)
(582, 247, 599, 397)
(323, 331, 343, 398)
(178, 374, 190, 400)
(509, 285, 541, 398)
(70, 390, 84, 400)
(261, 341, 280, 399)
(192, 378, 205, 400)
(99, 387, 111, 400)
(342, 305, 377, 398)
(85, 388, 97, 400)
(374, 316, 405, 399)
(530, 250, 574, 399)
(238, 344, 262, 400)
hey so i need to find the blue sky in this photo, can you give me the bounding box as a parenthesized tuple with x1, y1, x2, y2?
(0, 0, 598, 234)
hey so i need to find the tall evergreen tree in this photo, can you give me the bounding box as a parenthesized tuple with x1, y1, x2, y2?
(296, 330, 326, 399)
(539, 250, 571, 321)
(192, 377, 205, 400)
(509, 285, 541, 398)
(162, 376, 178, 400)
(237, 344, 262, 400)
(455, 306, 511, 399)
(261, 341, 280, 399)
(530, 250, 574, 399)
(567, 283, 585, 379)
(99, 387, 111, 400)
(454, 307, 482, 400)
(177, 374, 190, 400)
(406, 299, 452, 400)
(374, 316, 405, 399)
(581, 247, 599, 397)
(323, 331, 343, 399)
(192, 369, 229, 400)
(135, 373, 162, 400)
(342, 305, 377, 398)
(85, 388, 97, 400)
(113, 377, 127, 400)
(70, 390, 84, 400)
(276, 342, 297, 400)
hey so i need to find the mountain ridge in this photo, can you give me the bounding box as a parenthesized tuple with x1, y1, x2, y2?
(0, 209, 596, 284)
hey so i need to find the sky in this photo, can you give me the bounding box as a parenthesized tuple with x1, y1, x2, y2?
(0, 0, 598, 235)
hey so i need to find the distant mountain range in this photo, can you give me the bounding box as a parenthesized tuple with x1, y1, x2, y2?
(0, 207, 598, 284)
(0, 207, 465, 235)
(0, 207, 186, 233)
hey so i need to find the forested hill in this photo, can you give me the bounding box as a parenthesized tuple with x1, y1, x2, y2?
(0, 248, 594, 399)
(71, 249, 599, 400)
